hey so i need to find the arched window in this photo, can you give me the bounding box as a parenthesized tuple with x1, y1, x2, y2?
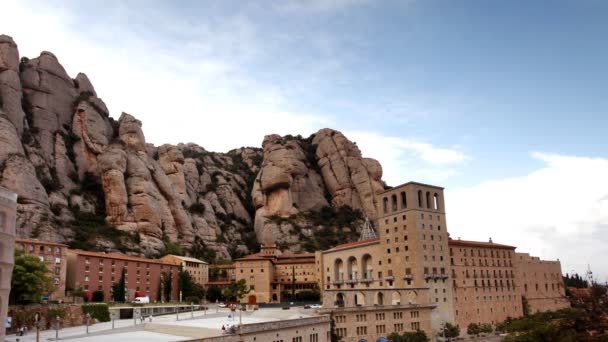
(383, 197, 388, 214)
(426, 192, 431, 209)
(391, 291, 401, 305)
(361, 254, 373, 280)
(355, 292, 365, 306)
(336, 293, 345, 307)
(334, 259, 344, 282)
(417, 191, 423, 207)
(400, 192, 407, 208)
(433, 193, 439, 210)
(391, 194, 397, 211)
(347, 256, 358, 280)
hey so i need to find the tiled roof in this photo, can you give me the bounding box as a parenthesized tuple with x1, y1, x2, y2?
(68, 249, 179, 265)
(448, 239, 515, 249)
(16, 238, 68, 247)
(327, 238, 380, 252)
(162, 254, 209, 264)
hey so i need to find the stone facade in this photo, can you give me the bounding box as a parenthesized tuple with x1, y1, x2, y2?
(375, 182, 455, 335)
(514, 252, 569, 313)
(199, 315, 330, 342)
(15, 238, 68, 300)
(316, 237, 435, 341)
(234, 245, 317, 304)
(0, 186, 17, 342)
(159, 254, 209, 288)
(449, 239, 522, 329)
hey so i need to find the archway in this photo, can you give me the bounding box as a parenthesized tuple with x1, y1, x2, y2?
(406, 290, 418, 305)
(336, 292, 345, 307)
(354, 291, 365, 306)
(347, 256, 358, 280)
(334, 259, 344, 282)
(391, 291, 401, 305)
(361, 254, 373, 280)
(375, 292, 384, 306)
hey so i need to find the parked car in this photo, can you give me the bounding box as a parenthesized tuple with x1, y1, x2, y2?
(133, 296, 150, 304)
(310, 304, 322, 309)
(218, 303, 227, 308)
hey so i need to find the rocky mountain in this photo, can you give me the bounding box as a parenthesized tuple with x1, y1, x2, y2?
(0, 35, 387, 261)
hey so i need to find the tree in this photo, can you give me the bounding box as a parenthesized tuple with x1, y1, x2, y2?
(330, 314, 342, 342)
(156, 276, 162, 302)
(112, 269, 126, 302)
(71, 285, 86, 303)
(162, 271, 173, 302)
(178, 270, 205, 302)
(479, 323, 493, 334)
(92, 290, 104, 302)
(388, 330, 429, 342)
(10, 249, 54, 304)
(438, 323, 460, 340)
(223, 279, 249, 303)
(206, 286, 223, 303)
(467, 323, 480, 336)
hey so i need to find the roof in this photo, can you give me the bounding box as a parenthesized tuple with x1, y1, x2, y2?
(326, 238, 380, 252)
(448, 239, 515, 250)
(68, 249, 179, 266)
(235, 252, 315, 263)
(16, 238, 68, 247)
(379, 181, 444, 194)
(209, 264, 235, 269)
(161, 254, 209, 264)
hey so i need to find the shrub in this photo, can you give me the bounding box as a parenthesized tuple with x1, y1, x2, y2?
(81, 303, 110, 322)
(189, 202, 206, 215)
(185, 296, 200, 304)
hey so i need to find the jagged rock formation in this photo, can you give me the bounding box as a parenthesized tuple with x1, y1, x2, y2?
(252, 131, 384, 246)
(0, 34, 388, 259)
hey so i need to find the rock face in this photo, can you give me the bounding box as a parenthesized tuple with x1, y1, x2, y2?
(252, 132, 384, 246)
(0, 35, 388, 259)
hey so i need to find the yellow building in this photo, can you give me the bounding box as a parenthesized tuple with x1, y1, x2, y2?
(317, 237, 434, 342)
(0, 187, 17, 342)
(514, 252, 569, 313)
(449, 239, 522, 329)
(159, 254, 209, 288)
(234, 245, 317, 304)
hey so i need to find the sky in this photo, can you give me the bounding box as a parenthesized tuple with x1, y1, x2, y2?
(1, 0, 607, 281)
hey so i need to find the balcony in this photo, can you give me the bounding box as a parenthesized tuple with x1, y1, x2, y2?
(440, 273, 449, 279)
(424, 274, 433, 280)
(332, 279, 344, 285)
(345, 278, 358, 284)
(403, 274, 413, 280)
(385, 276, 395, 281)
(360, 278, 374, 283)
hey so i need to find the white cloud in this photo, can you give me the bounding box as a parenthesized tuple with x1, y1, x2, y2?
(346, 130, 468, 185)
(0, 0, 332, 151)
(446, 152, 608, 282)
(272, 0, 370, 13)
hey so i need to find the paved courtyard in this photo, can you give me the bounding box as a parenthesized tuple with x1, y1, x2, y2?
(6, 305, 318, 342)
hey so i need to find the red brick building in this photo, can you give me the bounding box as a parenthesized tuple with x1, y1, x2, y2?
(16, 238, 68, 300)
(66, 250, 179, 302)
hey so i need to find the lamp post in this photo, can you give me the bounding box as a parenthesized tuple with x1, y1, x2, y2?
(54, 315, 60, 340)
(85, 313, 91, 334)
(34, 313, 40, 342)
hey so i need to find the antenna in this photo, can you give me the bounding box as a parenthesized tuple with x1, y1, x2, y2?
(359, 218, 378, 241)
(585, 264, 594, 286)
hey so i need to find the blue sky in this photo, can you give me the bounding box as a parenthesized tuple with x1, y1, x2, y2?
(2, 0, 607, 281)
